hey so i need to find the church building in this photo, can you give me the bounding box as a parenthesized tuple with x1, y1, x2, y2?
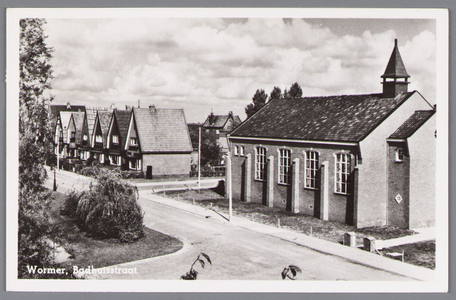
(227, 39, 436, 229)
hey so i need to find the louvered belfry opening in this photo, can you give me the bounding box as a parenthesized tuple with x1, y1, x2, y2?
(381, 39, 410, 98)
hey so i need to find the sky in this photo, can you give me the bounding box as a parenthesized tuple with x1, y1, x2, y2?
(43, 17, 436, 123)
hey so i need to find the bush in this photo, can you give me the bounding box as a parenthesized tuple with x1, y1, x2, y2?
(60, 190, 81, 219)
(63, 170, 144, 242)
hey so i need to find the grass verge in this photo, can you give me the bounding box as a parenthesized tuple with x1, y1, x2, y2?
(165, 189, 434, 269)
(379, 241, 435, 270)
(50, 191, 183, 270)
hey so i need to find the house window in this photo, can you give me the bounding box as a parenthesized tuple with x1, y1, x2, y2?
(112, 135, 119, 144)
(129, 158, 141, 171)
(278, 149, 291, 185)
(216, 129, 220, 135)
(83, 134, 88, 141)
(99, 154, 105, 164)
(70, 131, 75, 143)
(305, 150, 319, 189)
(335, 153, 351, 194)
(95, 134, 102, 143)
(110, 155, 121, 166)
(395, 148, 404, 162)
(130, 137, 138, 146)
(234, 145, 239, 156)
(255, 147, 266, 181)
(240, 146, 245, 156)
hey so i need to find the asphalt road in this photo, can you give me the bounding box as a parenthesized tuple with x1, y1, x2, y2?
(45, 168, 414, 281)
(84, 197, 412, 281)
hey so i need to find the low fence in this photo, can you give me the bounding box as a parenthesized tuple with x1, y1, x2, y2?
(190, 168, 225, 178)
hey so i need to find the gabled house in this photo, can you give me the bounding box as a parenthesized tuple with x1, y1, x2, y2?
(228, 39, 436, 229)
(91, 110, 113, 164)
(202, 111, 242, 153)
(68, 112, 85, 159)
(124, 105, 193, 178)
(79, 107, 97, 161)
(54, 111, 73, 159)
(106, 109, 132, 168)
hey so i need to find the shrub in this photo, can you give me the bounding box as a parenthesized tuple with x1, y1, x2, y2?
(60, 190, 81, 219)
(64, 170, 144, 242)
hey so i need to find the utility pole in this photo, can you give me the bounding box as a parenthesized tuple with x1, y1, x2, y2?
(198, 126, 201, 192)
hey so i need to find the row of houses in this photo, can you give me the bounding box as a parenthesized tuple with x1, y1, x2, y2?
(51, 104, 194, 178)
(227, 40, 436, 229)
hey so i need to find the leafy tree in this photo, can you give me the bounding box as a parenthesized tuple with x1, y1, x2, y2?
(269, 86, 282, 101)
(245, 89, 268, 118)
(287, 82, 303, 99)
(18, 18, 56, 278)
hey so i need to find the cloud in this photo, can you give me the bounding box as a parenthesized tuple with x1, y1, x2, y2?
(44, 18, 437, 122)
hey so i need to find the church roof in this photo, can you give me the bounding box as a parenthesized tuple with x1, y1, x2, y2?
(381, 39, 410, 78)
(388, 110, 435, 139)
(230, 92, 416, 143)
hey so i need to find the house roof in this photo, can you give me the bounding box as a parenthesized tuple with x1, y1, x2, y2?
(381, 39, 410, 79)
(113, 109, 131, 149)
(97, 110, 113, 147)
(133, 107, 193, 153)
(59, 112, 73, 143)
(230, 92, 416, 143)
(71, 112, 85, 145)
(388, 110, 435, 139)
(50, 104, 86, 128)
(85, 108, 97, 146)
(202, 113, 242, 129)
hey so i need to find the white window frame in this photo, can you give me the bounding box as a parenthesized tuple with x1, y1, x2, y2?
(240, 146, 245, 156)
(234, 145, 239, 156)
(278, 148, 291, 185)
(129, 158, 142, 171)
(83, 134, 88, 141)
(255, 146, 266, 181)
(130, 137, 138, 146)
(304, 150, 319, 189)
(95, 134, 102, 143)
(395, 148, 404, 162)
(335, 153, 351, 195)
(112, 134, 119, 144)
(99, 154, 104, 164)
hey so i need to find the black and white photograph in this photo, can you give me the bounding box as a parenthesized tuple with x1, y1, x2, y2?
(6, 7, 448, 293)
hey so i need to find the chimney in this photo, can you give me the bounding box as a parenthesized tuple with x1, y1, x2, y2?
(149, 104, 156, 113)
(125, 105, 131, 111)
(138, 99, 140, 108)
(110, 103, 115, 110)
(66, 101, 71, 110)
(228, 111, 233, 117)
(209, 111, 215, 125)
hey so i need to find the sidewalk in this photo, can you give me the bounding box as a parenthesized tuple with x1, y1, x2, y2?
(378, 229, 435, 249)
(139, 190, 435, 282)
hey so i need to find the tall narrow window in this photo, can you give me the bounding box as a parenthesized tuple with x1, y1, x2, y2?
(234, 145, 239, 156)
(278, 149, 291, 185)
(335, 153, 351, 194)
(255, 147, 266, 181)
(395, 148, 404, 162)
(240, 146, 245, 156)
(305, 150, 319, 189)
(99, 154, 104, 164)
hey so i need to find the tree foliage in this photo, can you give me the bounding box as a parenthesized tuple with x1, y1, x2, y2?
(285, 82, 303, 99)
(18, 18, 56, 278)
(245, 89, 268, 119)
(269, 86, 282, 101)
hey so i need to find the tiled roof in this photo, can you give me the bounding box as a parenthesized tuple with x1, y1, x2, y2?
(71, 112, 85, 145)
(50, 104, 85, 128)
(202, 114, 242, 129)
(114, 109, 131, 149)
(133, 107, 193, 153)
(85, 108, 97, 146)
(388, 110, 435, 139)
(59, 112, 73, 143)
(97, 111, 113, 147)
(230, 92, 415, 143)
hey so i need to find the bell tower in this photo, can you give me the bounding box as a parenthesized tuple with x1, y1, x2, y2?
(381, 39, 410, 98)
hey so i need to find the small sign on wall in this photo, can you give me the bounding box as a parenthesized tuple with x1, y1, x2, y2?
(395, 194, 403, 204)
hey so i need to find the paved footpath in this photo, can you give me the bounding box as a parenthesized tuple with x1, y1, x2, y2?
(45, 168, 434, 281)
